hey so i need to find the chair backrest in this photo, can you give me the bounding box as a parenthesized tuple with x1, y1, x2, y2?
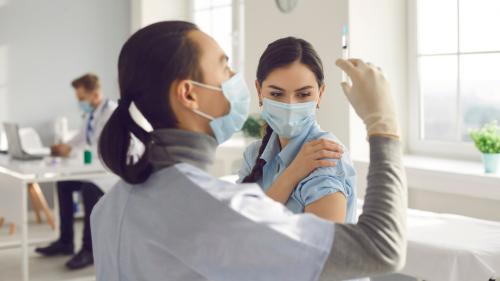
(19, 127, 44, 150)
(0, 128, 7, 151)
(2, 123, 24, 157)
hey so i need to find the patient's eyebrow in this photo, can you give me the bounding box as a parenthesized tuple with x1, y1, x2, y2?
(294, 86, 314, 92)
(268, 85, 314, 92)
(268, 85, 285, 91)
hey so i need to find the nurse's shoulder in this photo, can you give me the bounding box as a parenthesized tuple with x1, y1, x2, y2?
(174, 162, 262, 202)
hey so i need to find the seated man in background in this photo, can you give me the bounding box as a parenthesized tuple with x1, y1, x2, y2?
(35, 73, 117, 270)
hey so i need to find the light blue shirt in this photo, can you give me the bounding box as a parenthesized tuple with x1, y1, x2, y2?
(238, 122, 358, 223)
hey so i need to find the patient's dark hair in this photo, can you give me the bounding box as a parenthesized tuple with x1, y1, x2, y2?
(242, 37, 324, 183)
(99, 21, 202, 184)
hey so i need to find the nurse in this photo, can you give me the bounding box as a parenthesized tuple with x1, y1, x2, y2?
(238, 37, 357, 224)
(91, 21, 406, 281)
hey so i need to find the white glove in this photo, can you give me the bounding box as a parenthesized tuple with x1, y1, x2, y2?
(336, 58, 400, 140)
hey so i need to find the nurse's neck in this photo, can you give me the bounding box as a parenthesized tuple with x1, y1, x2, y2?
(278, 137, 290, 150)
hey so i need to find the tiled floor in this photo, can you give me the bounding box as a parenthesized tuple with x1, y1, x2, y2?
(0, 220, 95, 281)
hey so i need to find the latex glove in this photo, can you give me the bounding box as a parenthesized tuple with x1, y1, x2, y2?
(336, 58, 400, 140)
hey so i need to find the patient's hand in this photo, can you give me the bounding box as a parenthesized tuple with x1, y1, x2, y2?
(265, 139, 343, 205)
(286, 138, 343, 184)
(51, 144, 71, 157)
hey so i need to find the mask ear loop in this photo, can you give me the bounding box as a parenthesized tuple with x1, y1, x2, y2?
(189, 80, 222, 92)
(192, 109, 215, 121)
(189, 81, 221, 121)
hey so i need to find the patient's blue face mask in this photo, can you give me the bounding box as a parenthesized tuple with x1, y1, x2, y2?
(190, 73, 251, 144)
(78, 100, 94, 114)
(261, 98, 317, 139)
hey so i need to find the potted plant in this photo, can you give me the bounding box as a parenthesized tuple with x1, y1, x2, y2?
(469, 121, 500, 173)
(241, 114, 266, 139)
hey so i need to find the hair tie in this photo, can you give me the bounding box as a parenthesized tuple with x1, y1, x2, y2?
(118, 97, 132, 107)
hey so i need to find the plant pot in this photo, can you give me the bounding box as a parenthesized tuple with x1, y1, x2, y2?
(482, 153, 500, 174)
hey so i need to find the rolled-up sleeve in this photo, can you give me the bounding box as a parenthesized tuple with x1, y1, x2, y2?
(298, 175, 350, 206)
(295, 158, 354, 207)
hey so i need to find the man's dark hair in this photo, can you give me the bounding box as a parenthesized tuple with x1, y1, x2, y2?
(71, 73, 100, 92)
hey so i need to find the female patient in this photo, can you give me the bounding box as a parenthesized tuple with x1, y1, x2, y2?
(238, 37, 357, 224)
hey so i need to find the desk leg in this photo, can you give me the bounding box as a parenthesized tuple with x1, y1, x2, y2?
(21, 181, 29, 281)
(52, 182, 60, 237)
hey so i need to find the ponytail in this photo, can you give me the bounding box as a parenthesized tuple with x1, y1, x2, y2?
(242, 125, 274, 183)
(99, 100, 153, 184)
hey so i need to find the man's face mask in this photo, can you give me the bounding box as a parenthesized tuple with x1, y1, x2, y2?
(78, 100, 94, 114)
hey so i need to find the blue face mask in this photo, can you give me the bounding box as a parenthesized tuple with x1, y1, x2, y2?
(78, 100, 94, 114)
(190, 73, 250, 144)
(261, 98, 317, 139)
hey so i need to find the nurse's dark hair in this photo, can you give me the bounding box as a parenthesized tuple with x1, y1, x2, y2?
(99, 21, 202, 184)
(242, 37, 324, 183)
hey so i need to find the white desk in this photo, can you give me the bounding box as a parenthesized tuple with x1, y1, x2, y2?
(0, 154, 117, 281)
(356, 199, 500, 281)
(401, 208, 500, 281)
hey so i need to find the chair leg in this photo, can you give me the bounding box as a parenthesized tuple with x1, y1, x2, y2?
(30, 183, 56, 230)
(0, 218, 15, 236)
(28, 184, 42, 224)
(8, 223, 16, 236)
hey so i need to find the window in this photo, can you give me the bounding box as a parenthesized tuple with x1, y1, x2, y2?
(409, 0, 500, 156)
(190, 0, 244, 72)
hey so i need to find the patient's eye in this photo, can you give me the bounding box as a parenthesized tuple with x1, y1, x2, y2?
(270, 91, 282, 97)
(298, 92, 311, 98)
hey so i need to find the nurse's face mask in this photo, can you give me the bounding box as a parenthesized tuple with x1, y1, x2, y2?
(189, 73, 251, 144)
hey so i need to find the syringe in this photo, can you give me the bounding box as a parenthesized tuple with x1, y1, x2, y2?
(342, 25, 349, 83)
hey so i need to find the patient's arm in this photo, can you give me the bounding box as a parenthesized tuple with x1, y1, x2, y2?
(304, 192, 347, 223)
(264, 168, 302, 204)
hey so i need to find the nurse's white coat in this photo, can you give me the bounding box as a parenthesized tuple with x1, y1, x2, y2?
(91, 163, 335, 281)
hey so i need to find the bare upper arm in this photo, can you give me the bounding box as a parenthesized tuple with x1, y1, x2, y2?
(304, 192, 347, 223)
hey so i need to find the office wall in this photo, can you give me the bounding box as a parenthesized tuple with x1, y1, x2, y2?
(348, 0, 409, 158)
(0, 0, 130, 144)
(244, 0, 351, 145)
(131, 0, 189, 32)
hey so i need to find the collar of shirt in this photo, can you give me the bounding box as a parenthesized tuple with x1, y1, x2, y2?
(88, 99, 109, 118)
(260, 120, 317, 168)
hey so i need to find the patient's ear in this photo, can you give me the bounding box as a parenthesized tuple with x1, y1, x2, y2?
(255, 80, 263, 106)
(317, 84, 326, 108)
